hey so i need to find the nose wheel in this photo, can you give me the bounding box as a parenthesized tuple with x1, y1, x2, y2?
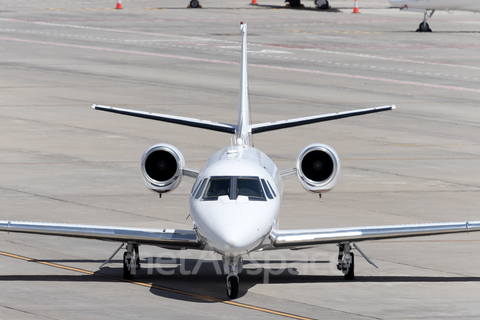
(188, 0, 201, 8)
(223, 255, 242, 299)
(416, 10, 434, 32)
(226, 275, 239, 299)
(417, 22, 431, 32)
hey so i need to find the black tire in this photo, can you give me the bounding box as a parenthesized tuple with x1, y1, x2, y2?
(416, 22, 432, 32)
(123, 252, 134, 280)
(315, 0, 329, 9)
(135, 246, 141, 270)
(344, 252, 355, 280)
(190, 0, 199, 8)
(288, 0, 301, 7)
(226, 276, 239, 299)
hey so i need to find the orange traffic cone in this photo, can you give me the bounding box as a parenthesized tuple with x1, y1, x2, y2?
(115, 0, 123, 9)
(352, 0, 359, 13)
(251, 0, 257, 4)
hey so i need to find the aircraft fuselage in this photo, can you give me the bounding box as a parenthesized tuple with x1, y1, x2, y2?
(190, 142, 281, 256)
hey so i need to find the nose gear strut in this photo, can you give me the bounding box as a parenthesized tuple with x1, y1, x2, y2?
(417, 10, 434, 32)
(223, 255, 243, 299)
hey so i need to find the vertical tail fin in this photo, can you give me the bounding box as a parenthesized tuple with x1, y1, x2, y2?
(237, 22, 251, 146)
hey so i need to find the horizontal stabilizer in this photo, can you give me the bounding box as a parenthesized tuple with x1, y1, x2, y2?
(251, 105, 396, 134)
(92, 104, 236, 134)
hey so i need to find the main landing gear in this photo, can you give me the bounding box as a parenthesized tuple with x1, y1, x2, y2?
(417, 10, 435, 32)
(224, 256, 243, 299)
(286, 0, 329, 9)
(285, 0, 304, 8)
(337, 243, 355, 280)
(123, 243, 140, 280)
(315, 0, 329, 10)
(337, 243, 378, 280)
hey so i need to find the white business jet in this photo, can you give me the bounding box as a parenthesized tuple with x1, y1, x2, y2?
(389, 0, 480, 32)
(2, 22, 480, 299)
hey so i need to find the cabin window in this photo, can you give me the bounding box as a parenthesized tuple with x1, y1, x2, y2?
(203, 177, 231, 200)
(261, 179, 273, 200)
(237, 177, 265, 200)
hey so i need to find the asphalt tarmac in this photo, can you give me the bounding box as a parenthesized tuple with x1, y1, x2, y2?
(1, 0, 480, 319)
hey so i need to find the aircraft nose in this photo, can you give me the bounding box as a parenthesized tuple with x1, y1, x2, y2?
(218, 225, 249, 252)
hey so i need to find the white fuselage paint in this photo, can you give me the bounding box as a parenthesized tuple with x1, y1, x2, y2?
(389, 0, 480, 12)
(190, 144, 281, 256)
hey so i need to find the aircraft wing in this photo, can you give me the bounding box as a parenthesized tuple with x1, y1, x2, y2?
(271, 221, 480, 249)
(0, 221, 202, 249)
(250, 105, 395, 134)
(92, 104, 236, 134)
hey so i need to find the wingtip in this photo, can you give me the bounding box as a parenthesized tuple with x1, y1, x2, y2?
(91, 104, 97, 109)
(391, 105, 397, 110)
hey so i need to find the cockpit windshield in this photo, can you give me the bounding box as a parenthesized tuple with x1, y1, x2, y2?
(203, 177, 231, 200)
(237, 177, 264, 200)
(201, 176, 267, 201)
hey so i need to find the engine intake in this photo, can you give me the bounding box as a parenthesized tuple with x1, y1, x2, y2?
(296, 144, 340, 194)
(141, 144, 185, 194)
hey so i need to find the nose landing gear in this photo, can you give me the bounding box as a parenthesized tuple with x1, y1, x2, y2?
(226, 275, 239, 299)
(417, 10, 434, 32)
(188, 0, 201, 8)
(223, 256, 243, 299)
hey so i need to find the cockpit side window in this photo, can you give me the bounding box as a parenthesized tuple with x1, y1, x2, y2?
(267, 180, 277, 198)
(191, 179, 202, 196)
(194, 178, 208, 199)
(261, 179, 273, 200)
(237, 177, 265, 200)
(203, 177, 231, 200)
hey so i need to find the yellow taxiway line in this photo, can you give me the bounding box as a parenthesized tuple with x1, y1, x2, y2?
(0, 250, 314, 320)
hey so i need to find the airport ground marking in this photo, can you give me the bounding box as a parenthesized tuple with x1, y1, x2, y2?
(3, 17, 480, 72)
(0, 250, 315, 320)
(1, 36, 479, 94)
(2, 27, 479, 82)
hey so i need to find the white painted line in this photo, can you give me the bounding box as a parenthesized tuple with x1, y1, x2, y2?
(2, 37, 479, 94)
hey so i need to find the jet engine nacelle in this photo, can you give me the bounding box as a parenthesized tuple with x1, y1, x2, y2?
(296, 143, 340, 194)
(141, 143, 185, 194)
